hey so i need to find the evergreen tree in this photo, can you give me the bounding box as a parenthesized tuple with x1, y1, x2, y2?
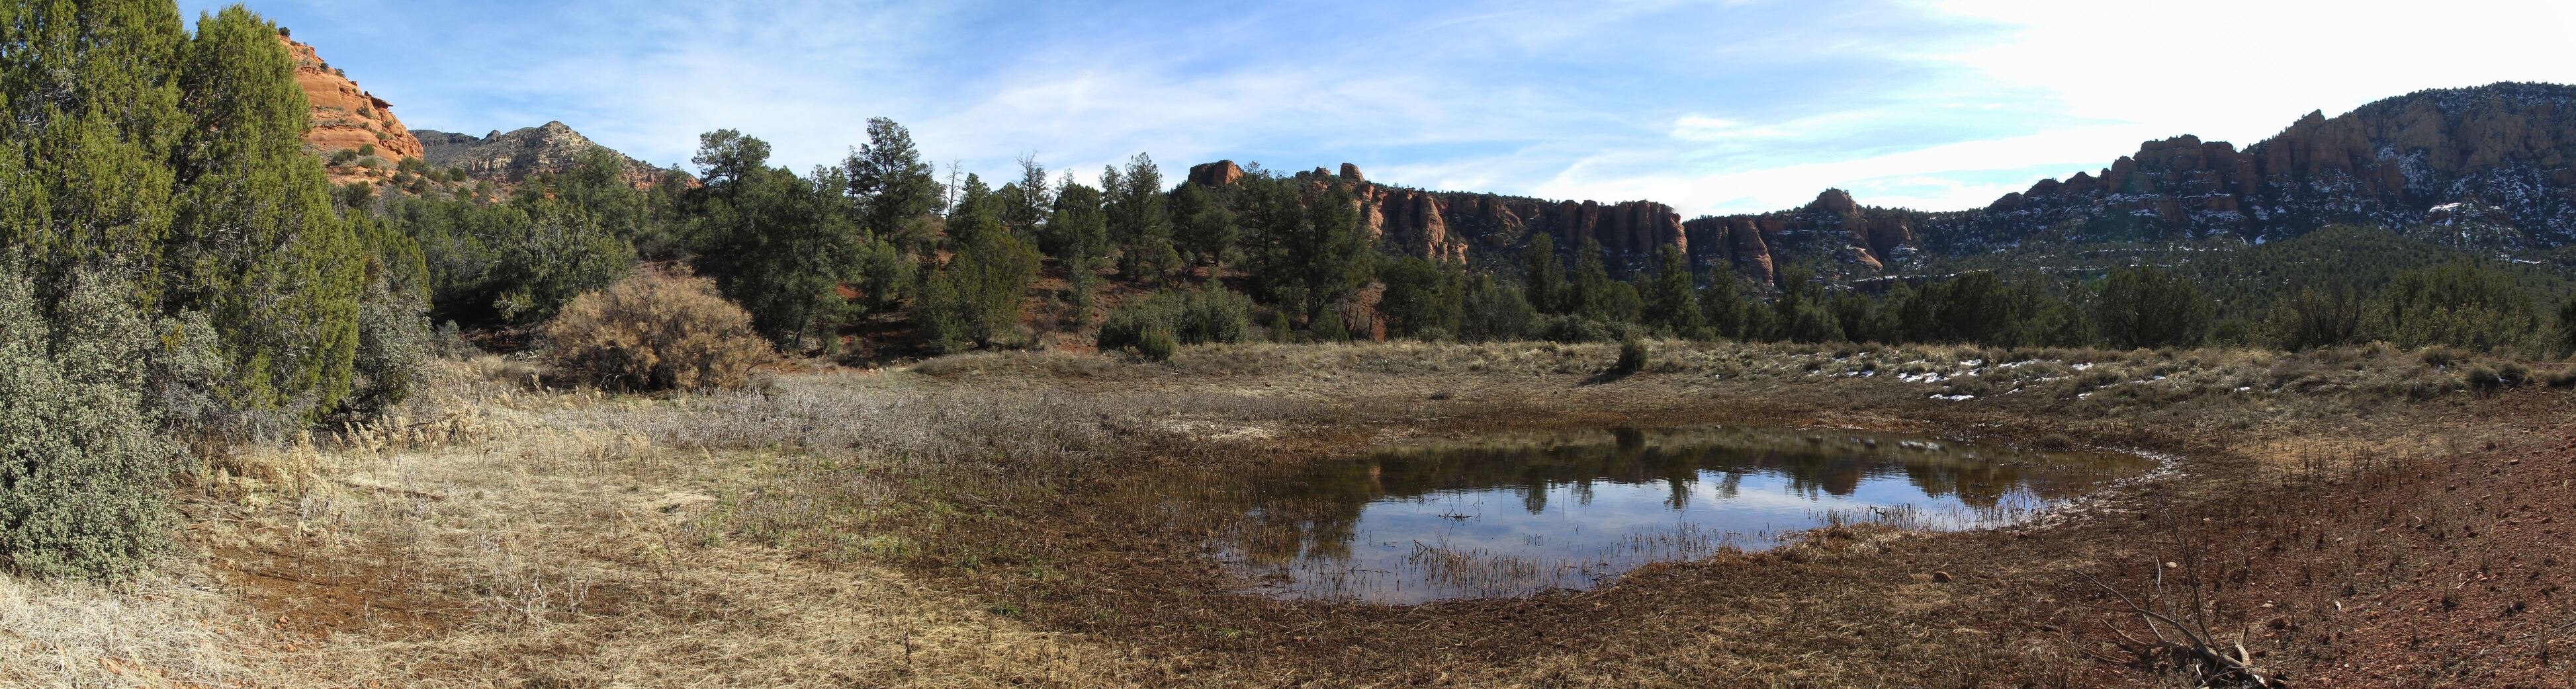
(1700, 274, 1749, 340)
(1290, 182, 1374, 320)
(1042, 180, 1108, 266)
(1523, 232, 1564, 316)
(1105, 153, 1180, 282)
(1566, 239, 1613, 320)
(163, 7, 370, 413)
(2094, 266, 2212, 349)
(1459, 274, 1536, 342)
(0, 0, 187, 290)
(1641, 245, 1705, 338)
(938, 194, 1041, 347)
(1376, 257, 1464, 339)
(689, 132, 866, 349)
(1771, 265, 1841, 343)
(1167, 182, 1235, 271)
(2556, 296, 2576, 357)
(1000, 153, 1052, 244)
(2373, 260, 2539, 352)
(844, 118, 941, 257)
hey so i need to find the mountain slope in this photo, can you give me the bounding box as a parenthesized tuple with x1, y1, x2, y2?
(414, 122, 679, 188)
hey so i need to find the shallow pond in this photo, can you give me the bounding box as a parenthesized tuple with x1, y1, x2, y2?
(1216, 426, 2154, 604)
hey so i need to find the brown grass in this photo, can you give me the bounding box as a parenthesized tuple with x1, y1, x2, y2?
(5, 339, 2569, 687)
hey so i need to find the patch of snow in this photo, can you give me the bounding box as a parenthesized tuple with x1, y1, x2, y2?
(1930, 394, 1976, 401)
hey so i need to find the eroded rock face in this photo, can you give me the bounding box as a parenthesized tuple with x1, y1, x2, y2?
(1184, 82, 2576, 288)
(281, 34, 423, 177)
(1188, 160, 1246, 187)
(1358, 184, 1466, 263)
(413, 121, 670, 188)
(1944, 83, 2576, 253)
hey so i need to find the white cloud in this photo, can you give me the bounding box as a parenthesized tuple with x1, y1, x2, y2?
(239, 0, 2576, 218)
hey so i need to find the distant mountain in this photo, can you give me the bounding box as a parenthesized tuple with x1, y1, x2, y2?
(1197, 82, 2576, 287)
(414, 122, 684, 188)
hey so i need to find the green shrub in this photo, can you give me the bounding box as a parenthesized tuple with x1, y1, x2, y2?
(2465, 366, 2503, 395)
(1542, 315, 1613, 343)
(0, 268, 197, 581)
(2418, 346, 2466, 368)
(330, 148, 359, 166)
(1096, 287, 1253, 354)
(2545, 368, 2576, 389)
(1177, 288, 1252, 344)
(1135, 324, 1177, 362)
(2498, 362, 2532, 387)
(358, 143, 377, 157)
(543, 271, 774, 391)
(1460, 278, 1536, 342)
(345, 267, 432, 413)
(1312, 309, 1351, 342)
(1614, 338, 1649, 375)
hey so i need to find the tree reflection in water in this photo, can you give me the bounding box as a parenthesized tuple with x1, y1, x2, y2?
(1214, 426, 2153, 603)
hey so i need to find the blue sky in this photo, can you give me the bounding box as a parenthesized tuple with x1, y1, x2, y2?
(190, 0, 2576, 216)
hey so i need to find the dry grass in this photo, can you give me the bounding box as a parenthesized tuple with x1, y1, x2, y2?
(0, 570, 275, 688)
(4, 339, 2567, 687)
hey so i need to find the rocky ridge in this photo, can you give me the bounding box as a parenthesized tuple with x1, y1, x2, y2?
(1194, 82, 2576, 288)
(414, 122, 676, 188)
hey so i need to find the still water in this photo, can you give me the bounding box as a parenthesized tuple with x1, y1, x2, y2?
(1218, 426, 2154, 604)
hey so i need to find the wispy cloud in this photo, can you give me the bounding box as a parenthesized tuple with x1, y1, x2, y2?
(204, 0, 2576, 216)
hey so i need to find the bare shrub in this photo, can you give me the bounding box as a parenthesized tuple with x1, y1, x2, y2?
(542, 270, 772, 391)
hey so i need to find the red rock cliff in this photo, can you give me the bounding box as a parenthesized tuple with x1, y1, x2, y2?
(281, 34, 423, 167)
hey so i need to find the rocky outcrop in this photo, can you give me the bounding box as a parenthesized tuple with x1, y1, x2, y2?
(281, 34, 423, 181)
(1944, 83, 2576, 253)
(1188, 160, 1245, 187)
(1358, 184, 1466, 263)
(413, 122, 674, 188)
(1679, 190, 1920, 286)
(1188, 82, 2576, 288)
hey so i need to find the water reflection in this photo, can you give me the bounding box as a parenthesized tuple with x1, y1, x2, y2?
(1217, 426, 2153, 604)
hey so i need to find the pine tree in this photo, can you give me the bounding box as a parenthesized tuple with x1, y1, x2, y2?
(999, 153, 1053, 245)
(1566, 239, 1613, 320)
(1168, 182, 1234, 272)
(689, 132, 864, 349)
(1641, 245, 1705, 338)
(844, 118, 941, 257)
(1106, 153, 1179, 282)
(1522, 232, 1564, 316)
(1700, 274, 1748, 340)
(1376, 257, 1463, 339)
(1292, 182, 1373, 320)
